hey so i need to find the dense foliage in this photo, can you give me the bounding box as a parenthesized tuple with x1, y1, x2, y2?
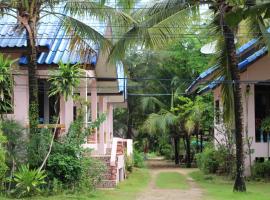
(0, 127, 7, 190)
(196, 145, 235, 176)
(252, 161, 270, 180)
(12, 165, 46, 198)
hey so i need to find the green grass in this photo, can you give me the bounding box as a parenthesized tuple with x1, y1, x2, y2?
(190, 171, 270, 200)
(155, 172, 189, 189)
(0, 168, 150, 200)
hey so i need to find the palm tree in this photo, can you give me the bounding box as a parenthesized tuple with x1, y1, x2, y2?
(142, 96, 181, 164)
(204, 0, 270, 191)
(143, 95, 197, 166)
(0, 0, 134, 136)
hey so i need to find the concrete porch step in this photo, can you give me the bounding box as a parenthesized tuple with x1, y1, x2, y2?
(96, 180, 117, 188)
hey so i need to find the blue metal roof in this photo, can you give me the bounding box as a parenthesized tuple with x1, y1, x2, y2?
(0, 14, 108, 65)
(186, 34, 269, 94)
(17, 22, 98, 65)
(198, 76, 224, 95)
(185, 64, 218, 93)
(0, 21, 60, 49)
(196, 46, 268, 95)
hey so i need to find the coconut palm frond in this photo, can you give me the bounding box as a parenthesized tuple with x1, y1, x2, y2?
(141, 96, 167, 112)
(143, 113, 167, 134)
(65, 1, 136, 26)
(257, 16, 270, 51)
(134, 0, 187, 19)
(185, 118, 195, 135)
(215, 36, 234, 125)
(110, 1, 198, 61)
(162, 110, 179, 126)
(108, 24, 140, 62)
(61, 15, 112, 53)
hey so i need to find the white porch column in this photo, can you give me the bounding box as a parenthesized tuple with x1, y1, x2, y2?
(60, 96, 73, 132)
(108, 103, 114, 143)
(44, 81, 50, 124)
(80, 75, 88, 126)
(98, 96, 107, 154)
(91, 79, 98, 143)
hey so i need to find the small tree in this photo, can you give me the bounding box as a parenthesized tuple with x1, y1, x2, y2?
(39, 62, 82, 171)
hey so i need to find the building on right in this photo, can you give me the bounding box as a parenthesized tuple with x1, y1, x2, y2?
(186, 37, 270, 175)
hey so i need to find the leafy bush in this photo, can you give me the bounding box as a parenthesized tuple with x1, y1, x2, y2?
(79, 158, 106, 190)
(159, 143, 173, 160)
(125, 153, 133, 173)
(196, 145, 234, 175)
(196, 146, 219, 174)
(1, 120, 27, 168)
(252, 161, 270, 180)
(28, 128, 51, 168)
(47, 142, 82, 186)
(0, 128, 7, 190)
(12, 165, 46, 198)
(133, 150, 145, 168)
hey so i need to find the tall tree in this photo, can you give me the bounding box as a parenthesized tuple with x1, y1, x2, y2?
(0, 0, 134, 136)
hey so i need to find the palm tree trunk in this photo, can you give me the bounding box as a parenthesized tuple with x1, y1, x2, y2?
(24, 19, 39, 137)
(220, 2, 246, 191)
(200, 130, 203, 152)
(127, 96, 133, 139)
(173, 136, 180, 165)
(185, 132, 191, 168)
(196, 125, 199, 153)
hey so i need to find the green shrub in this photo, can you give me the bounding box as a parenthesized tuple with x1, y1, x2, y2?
(159, 144, 173, 160)
(133, 150, 145, 168)
(47, 144, 82, 186)
(125, 153, 133, 173)
(252, 161, 270, 179)
(1, 119, 27, 167)
(79, 158, 106, 190)
(28, 128, 51, 168)
(0, 128, 7, 190)
(12, 165, 46, 198)
(196, 145, 234, 175)
(196, 146, 219, 174)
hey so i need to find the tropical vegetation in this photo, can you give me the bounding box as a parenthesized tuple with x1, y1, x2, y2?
(2, 0, 270, 198)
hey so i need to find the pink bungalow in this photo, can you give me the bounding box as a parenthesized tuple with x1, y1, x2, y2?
(0, 16, 132, 187)
(186, 38, 270, 175)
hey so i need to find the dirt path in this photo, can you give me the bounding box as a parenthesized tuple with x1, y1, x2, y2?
(136, 158, 203, 200)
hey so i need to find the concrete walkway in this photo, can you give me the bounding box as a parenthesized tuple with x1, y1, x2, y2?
(136, 158, 203, 200)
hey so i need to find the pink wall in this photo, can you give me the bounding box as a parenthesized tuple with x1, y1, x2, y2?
(7, 72, 29, 125)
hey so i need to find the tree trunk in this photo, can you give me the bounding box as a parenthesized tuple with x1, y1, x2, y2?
(23, 18, 39, 137)
(185, 132, 191, 168)
(174, 136, 180, 165)
(200, 130, 203, 152)
(127, 96, 133, 139)
(196, 126, 199, 153)
(220, 1, 246, 192)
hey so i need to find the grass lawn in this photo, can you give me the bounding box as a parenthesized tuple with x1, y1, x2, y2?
(155, 172, 189, 189)
(190, 171, 270, 200)
(0, 168, 150, 200)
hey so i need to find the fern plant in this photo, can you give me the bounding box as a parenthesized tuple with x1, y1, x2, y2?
(13, 165, 46, 197)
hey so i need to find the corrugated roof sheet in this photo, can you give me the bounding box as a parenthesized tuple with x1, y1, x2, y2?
(0, 14, 107, 65)
(196, 46, 268, 95)
(186, 34, 269, 94)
